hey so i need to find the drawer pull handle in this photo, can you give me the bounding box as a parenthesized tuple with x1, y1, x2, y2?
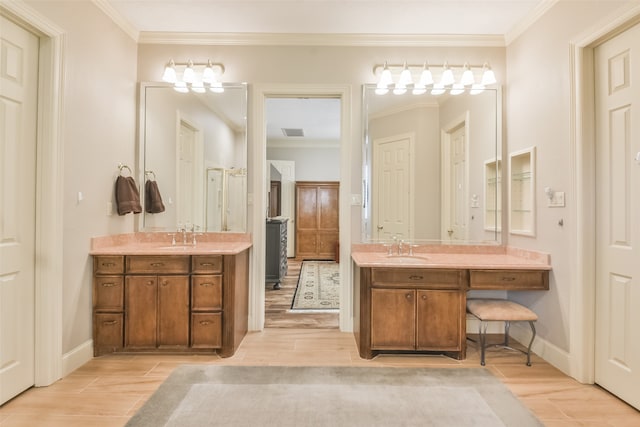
(409, 275, 423, 280)
(200, 282, 214, 287)
(102, 262, 115, 267)
(501, 276, 517, 281)
(103, 320, 118, 325)
(150, 262, 164, 267)
(101, 282, 116, 287)
(200, 262, 215, 266)
(199, 320, 211, 325)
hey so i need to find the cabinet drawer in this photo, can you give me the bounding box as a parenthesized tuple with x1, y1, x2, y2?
(371, 268, 464, 289)
(191, 313, 222, 349)
(191, 275, 223, 311)
(125, 255, 190, 274)
(469, 269, 549, 290)
(192, 255, 223, 274)
(94, 256, 124, 275)
(93, 276, 124, 311)
(93, 313, 124, 353)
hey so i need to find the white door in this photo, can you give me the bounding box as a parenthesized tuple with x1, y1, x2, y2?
(594, 22, 640, 410)
(205, 168, 224, 231)
(372, 134, 413, 241)
(0, 15, 38, 405)
(443, 125, 468, 241)
(177, 121, 201, 228)
(269, 160, 296, 257)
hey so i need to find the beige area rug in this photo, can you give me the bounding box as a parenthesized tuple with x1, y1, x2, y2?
(291, 261, 339, 310)
(125, 365, 542, 427)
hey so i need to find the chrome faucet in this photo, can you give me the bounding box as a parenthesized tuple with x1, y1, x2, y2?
(397, 239, 404, 255)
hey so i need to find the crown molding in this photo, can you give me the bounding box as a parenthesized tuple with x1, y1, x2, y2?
(505, 0, 559, 45)
(92, 0, 139, 42)
(138, 32, 506, 47)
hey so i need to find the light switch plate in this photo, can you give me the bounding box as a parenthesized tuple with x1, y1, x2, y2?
(351, 194, 362, 206)
(548, 191, 565, 207)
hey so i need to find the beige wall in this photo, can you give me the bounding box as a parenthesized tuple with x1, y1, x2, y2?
(23, 1, 138, 354)
(506, 0, 633, 356)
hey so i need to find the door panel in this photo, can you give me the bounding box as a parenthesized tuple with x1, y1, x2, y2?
(372, 135, 413, 240)
(295, 182, 339, 260)
(157, 275, 189, 348)
(594, 22, 640, 410)
(0, 16, 38, 405)
(125, 276, 157, 348)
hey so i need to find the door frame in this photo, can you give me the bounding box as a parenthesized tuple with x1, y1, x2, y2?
(572, 4, 640, 383)
(251, 84, 352, 332)
(1, 3, 65, 386)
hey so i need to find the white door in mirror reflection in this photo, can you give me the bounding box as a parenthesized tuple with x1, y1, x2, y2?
(442, 124, 468, 241)
(373, 133, 414, 240)
(206, 168, 224, 231)
(177, 118, 204, 229)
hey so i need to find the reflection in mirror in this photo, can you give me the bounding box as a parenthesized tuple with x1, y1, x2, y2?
(139, 83, 248, 232)
(362, 84, 501, 244)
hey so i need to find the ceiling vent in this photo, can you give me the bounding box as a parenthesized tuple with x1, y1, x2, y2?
(282, 128, 304, 137)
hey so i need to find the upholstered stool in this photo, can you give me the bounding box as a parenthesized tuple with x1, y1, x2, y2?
(466, 298, 538, 366)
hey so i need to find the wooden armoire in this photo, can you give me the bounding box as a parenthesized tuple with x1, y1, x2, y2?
(295, 181, 339, 260)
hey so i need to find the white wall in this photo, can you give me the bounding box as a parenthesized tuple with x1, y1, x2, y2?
(267, 146, 340, 181)
(23, 1, 138, 355)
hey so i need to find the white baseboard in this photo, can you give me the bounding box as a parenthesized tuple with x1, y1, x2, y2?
(62, 339, 93, 377)
(509, 322, 572, 375)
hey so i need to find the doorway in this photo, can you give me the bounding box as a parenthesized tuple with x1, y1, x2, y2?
(441, 114, 470, 241)
(264, 97, 341, 328)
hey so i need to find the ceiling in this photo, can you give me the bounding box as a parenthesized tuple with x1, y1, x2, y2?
(106, 0, 546, 145)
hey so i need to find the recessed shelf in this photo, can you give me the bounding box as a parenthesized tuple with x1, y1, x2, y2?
(509, 147, 535, 236)
(484, 158, 501, 232)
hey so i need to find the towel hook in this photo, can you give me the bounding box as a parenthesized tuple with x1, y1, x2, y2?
(118, 163, 132, 177)
(145, 170, 157, 180)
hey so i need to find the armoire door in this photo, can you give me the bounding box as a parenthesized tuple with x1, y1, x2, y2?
(295, 182, 339, 260)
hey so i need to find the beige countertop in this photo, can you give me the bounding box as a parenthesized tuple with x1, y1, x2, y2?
(90, 232, 252, 256)
(351, 244, 551, 270)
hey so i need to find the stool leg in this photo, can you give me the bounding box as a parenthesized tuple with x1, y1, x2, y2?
(479, 321, 488, 366)
(504, 321, 511, 346)
(526, 321, 536, 366)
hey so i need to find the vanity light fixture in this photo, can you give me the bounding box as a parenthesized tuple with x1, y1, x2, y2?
(162, 59, 226, 93)
(373, 61, 498, 96)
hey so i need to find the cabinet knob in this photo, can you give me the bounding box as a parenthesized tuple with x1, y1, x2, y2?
(161, 281, 168, 286)
(405, 293, 412, 300)
(421, 294, 427, 300)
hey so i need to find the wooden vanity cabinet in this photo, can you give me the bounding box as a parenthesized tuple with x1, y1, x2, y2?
(124, 255, 190, 351)
(92, 251, 249, 357)
(359, 268, 467, 360)
(93, 256, 125, 356)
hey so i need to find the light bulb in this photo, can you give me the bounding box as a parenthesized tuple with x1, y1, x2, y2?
(440, 62, 455, 86)
(460, 63, 474, 86)
(203, 60, 215, 84)
(173, 81, 188, 93)
(481, 63, 497, 85)
(183, 60, 195, 84)
(450, 83, 465, 95)
(394, 64, 412, 95)
(470, 84, 485, 95)
(431, 83, 445, 95)
(162, 60, 176, 83)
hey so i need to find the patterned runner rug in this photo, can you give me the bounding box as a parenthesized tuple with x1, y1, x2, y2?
(291, 261, 339, 310)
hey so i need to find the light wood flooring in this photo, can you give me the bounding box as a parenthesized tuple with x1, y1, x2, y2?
(264, 258, 339, 328)
(1, 261, 638, 426)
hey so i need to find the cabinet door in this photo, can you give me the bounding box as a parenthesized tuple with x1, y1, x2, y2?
(158, 275, 190, 348)
(125, 276, 157, 349)
(416, 290, 464, 350)
(93, 313, 123, 356)
(370, 288, 415, 350)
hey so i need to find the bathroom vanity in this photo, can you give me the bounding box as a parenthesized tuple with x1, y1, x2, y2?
(90, 233, 251, 357)
(351, 245, 550, 360)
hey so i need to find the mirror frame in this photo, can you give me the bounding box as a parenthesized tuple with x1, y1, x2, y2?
(361, 83, 503, 244)
(136, 82, 248, 232)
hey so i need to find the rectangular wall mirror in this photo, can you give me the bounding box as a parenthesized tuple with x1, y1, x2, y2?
(138, 83, 248, 232)
(362, 84, 502, 244)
